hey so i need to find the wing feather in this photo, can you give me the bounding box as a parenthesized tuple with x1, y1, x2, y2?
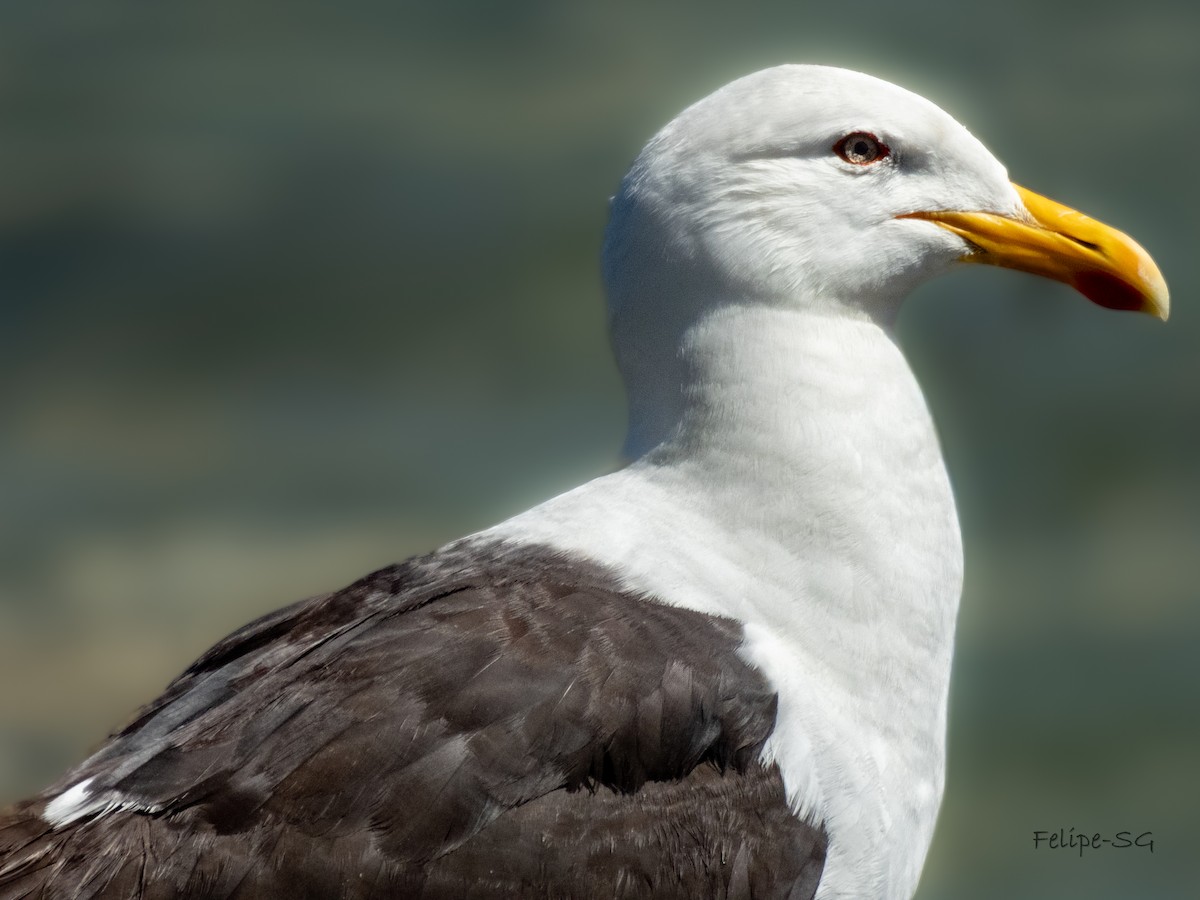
(0, 543, 826, 898)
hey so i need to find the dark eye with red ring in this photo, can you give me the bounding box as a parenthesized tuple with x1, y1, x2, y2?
(834, 132, 889, 166)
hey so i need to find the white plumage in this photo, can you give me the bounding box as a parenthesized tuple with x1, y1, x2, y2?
(486, 64, 1165, 898)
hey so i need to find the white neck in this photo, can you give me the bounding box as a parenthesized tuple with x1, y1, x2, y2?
(479, 302, 963, 899)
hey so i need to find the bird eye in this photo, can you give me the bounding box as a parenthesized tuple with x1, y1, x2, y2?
(834, 132, 889, 166)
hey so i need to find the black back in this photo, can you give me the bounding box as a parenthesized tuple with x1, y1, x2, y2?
(0, 543, 826, 898)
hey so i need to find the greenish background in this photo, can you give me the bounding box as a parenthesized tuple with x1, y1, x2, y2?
(1, 1, 1196, 897)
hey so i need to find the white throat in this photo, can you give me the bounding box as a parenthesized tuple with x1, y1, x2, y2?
(480, 302, 963, 899)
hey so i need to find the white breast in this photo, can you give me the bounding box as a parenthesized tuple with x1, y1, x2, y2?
(481, 305, 963, 899)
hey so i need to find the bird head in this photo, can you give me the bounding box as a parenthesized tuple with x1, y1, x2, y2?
(603, 65, 1168, 328)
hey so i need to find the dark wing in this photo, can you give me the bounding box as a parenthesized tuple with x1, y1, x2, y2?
(0, 542, 826, 899)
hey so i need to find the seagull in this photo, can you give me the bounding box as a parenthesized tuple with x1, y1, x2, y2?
(0, 64, 1168, 900)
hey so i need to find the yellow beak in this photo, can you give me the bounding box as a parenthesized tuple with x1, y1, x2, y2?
(903, 184, 1169, 320)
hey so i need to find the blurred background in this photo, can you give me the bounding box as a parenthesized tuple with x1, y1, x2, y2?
(1, 1, 1196, 896)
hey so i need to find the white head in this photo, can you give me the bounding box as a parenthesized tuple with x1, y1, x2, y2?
(605, 65, 1016, 320)
(601, 65, 1167, 456)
